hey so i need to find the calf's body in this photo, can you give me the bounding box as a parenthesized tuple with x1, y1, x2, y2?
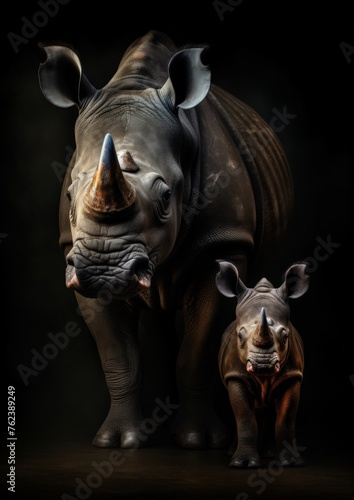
(216, 261, 309, 467)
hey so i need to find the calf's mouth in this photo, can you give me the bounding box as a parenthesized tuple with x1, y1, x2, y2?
(246, 351, 280, 376)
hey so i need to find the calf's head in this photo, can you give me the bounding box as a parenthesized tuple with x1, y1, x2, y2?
(38, 43, 210, 298)
(216, 261, 310, 376)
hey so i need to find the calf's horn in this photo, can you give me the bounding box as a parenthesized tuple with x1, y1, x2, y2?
(251, 307, 274, 348)
(85, 133, 136, 218)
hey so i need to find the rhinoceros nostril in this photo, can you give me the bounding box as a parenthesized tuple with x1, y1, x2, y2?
(131, 256, 152, 288)
(65, 263, 79, 289)
(246, 360, 254, 373)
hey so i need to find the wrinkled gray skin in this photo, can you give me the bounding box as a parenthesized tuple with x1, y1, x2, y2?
(216, 261, 309, 467)
(38, 30, 294, 450)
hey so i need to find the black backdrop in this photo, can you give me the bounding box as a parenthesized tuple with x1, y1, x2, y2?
(2, 0, 354, 463)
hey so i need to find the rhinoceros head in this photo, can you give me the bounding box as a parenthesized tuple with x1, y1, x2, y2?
(38, 36, 210, 298)
(216, 261, 310, 376)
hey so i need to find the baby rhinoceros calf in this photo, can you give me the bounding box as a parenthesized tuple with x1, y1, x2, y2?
(215, 261, 310, 468)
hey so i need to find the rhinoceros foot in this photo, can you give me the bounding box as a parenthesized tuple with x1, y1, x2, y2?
(229, 452, 261, 468)
(173, 431, 206, 449)
(278, 452, 305, 467)
(92, 429, 147, 449)
(171, 412, 230, 450)
(173, 429, 230, 450)
(92, 411, 148, 449)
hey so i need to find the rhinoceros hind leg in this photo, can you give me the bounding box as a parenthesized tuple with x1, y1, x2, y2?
(207, 424, 231, 449)
(175, 262, 240, 450)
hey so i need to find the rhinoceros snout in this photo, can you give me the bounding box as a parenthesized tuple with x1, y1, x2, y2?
(246, 352, 280, 376)
(65, 249, 154, 298)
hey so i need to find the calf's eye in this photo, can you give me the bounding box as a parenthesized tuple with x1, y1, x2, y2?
(237, 327, 245, 340)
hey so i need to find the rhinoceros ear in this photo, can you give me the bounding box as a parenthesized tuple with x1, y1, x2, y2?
(277, 263, 310, 300)
(38, 44, 96, 108)
(160, 47, 211, 110)
(215, 260, 248, 298)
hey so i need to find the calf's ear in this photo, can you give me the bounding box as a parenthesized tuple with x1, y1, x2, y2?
(160, 47, 211, 110)
(38, 44, 96, 108)
(277, 262, 310, 300)
(215, 260, 248, 298)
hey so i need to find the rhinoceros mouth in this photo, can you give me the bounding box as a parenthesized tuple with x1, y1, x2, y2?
(65, 252, 154, 299)
(246, 352, 280, 376)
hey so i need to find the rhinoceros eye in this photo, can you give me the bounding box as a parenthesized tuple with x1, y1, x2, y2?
(161, 189, 172, 210)
(237, 328, 247, 348)
(154, 179, 172, 220)
(67, 179, 78, 203)
(279, 328, 289, 348)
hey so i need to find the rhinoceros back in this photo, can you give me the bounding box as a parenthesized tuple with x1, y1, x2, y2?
(205, 85, 294, 265)
(172, 83, 294, 277)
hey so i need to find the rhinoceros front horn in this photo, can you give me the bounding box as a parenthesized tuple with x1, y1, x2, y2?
(251, 307, 274, 348)
(85, 133, 137, 220)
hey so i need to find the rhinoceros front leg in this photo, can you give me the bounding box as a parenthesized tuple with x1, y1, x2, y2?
(75, 292, 143, 449)
(274, 379, 305, 466)
(227, 379, 261, 468)
(173, 267, 235, 450)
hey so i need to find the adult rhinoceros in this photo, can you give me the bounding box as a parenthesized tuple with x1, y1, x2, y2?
(38, 30, 294, 450)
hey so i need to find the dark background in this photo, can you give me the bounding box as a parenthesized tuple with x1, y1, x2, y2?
(2, 0, 354, 497)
